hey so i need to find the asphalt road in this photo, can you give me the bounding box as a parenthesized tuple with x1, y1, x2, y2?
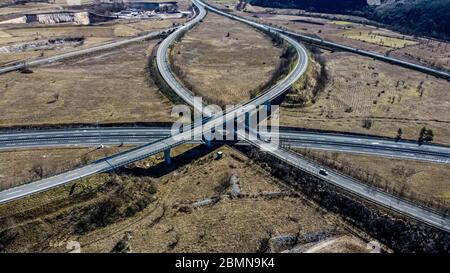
(0, 127, 449, 164)
(156, 2, 211, 115)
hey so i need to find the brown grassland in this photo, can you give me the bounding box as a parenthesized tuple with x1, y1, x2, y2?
(0, 146, 374, 252)
(171, 12, 283, 106)
(0, 40, 175, 127)
(281, 51, 450, 144)
(0, 146, 128, 190)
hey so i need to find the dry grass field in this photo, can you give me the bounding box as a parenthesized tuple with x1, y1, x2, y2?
(0, 146, 374, 253)
(300, 235, 370, 253)
(0, 35, 116, 65)
(0, 2, 62, 17)
(171, 12, 283, 106)
(212, 0, 239, 8)
(0, 146, 128, 190)
(390, 40, 450, 71)
(341, 29, 418, 49)
(0, 142, 199, 191)
(296, 149, 450, 212)
(0, 40, 175, 127)
(281, 51, 450, 144)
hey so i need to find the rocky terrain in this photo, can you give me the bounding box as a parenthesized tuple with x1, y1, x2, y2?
(0, 37, 84, 52)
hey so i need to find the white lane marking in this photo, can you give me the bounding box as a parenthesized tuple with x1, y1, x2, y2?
(4, 189, 22, 196)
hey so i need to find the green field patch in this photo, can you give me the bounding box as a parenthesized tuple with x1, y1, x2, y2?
(342, 30, 418, 48)
(332, 20, 353, 25)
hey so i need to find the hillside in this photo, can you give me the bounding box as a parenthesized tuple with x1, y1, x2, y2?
(248, 0, 369, 13)
(371, 0, 450, 40)
(248, 0, 450, 40)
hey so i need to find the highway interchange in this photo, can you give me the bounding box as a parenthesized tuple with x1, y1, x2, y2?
(0, 0, 309, 206)
(0, 0, 449, 233)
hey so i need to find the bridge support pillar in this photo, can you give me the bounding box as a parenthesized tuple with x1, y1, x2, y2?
(164, 148, 171, 165)
(205, 138, 212, 147)
(265, 100, 271, 114)
(245, 111, 250, 130)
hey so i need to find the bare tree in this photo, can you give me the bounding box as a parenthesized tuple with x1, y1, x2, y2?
(32, 164, 44, 179)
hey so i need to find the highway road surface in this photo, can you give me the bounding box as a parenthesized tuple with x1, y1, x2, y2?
(0, 127, 449, 164)
(156, 1, 210, 114)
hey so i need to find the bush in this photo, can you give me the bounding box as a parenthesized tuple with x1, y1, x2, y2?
(75, 176, 156, 234)
(361, 118, 373, 129)
(19, 66, 33, 74)
(418, 127, 434, 143)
